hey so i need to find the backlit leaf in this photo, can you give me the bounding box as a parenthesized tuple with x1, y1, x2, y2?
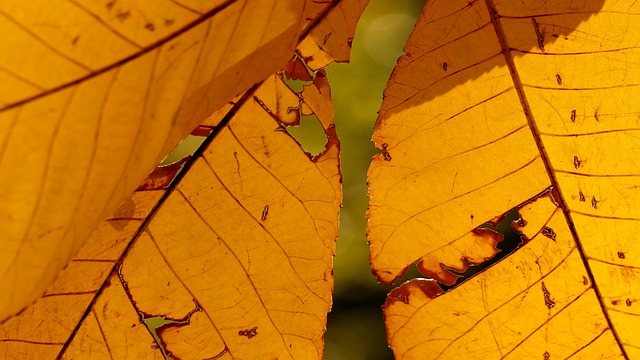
(0, 0, 366, 357)
(367, 0, 640, 358)
(0, 0, 340, 322)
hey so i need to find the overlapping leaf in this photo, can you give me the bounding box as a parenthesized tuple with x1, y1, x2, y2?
(0, 0, 367, 357)
(0, 0, 335, 321)
(367, 0, 640, 358)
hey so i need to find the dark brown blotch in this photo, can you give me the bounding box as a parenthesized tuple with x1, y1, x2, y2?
(541, 281, 556, 309)
(382, 143, 392, 161)
(239, 326, 258, 339)
(541, 226, 556, 241)
(115, 10, 130, 22)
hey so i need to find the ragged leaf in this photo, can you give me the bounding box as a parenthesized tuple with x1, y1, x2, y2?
(0, 0, 367, 357)
(0, 0, 349, 322)
(367, 0, 640, 358)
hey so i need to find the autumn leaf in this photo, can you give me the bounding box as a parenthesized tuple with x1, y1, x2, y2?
(0, 0, 367, 358)
(0, 0, 355, 323)
(368, 0, 640, 358)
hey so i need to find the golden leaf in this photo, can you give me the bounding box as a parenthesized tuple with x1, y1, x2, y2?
(0, 0, 367, 357)
(368, 0, 640, 358)
(0, 0, 341, 322)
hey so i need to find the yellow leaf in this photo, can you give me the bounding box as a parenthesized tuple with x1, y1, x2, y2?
(368, 0, 640, 358)
(0, 0, 333, 322)
(0, 0, 367, 357)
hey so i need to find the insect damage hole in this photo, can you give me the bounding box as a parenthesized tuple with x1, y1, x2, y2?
(284, 114, 328, 157)
(427, 208, 524, 292)
(160, 134, 207, 166)
(239, 326, 258, 339)
(541, 281, 556, 309)
(141, 301, 202, 359)
(409, 188, 561, 294)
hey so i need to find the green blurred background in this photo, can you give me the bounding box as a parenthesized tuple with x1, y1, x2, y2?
(162, 1, 426, 357)
(322, 1, 424, 359)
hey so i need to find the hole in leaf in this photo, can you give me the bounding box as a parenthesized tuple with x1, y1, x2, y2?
(140, 301, 202, 359)
(397, 208, 525, 292)
(284, 114, 328, 157)
(439, 208, 523, 291)
(281, 53, 315, 92)
(282, 75, 313, 93)
(160, 134, 206, 165)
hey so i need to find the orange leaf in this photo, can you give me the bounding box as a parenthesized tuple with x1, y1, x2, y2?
(368, 0, 640, 358)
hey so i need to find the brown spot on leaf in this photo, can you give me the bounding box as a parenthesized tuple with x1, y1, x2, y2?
(115, 10, 129, 22)
(573, 156, 580, 169)
(382, 143, 392, 161)
(261, 206, 269, 221)
(544, 351, 550, 360)
(72, 36, 79, 45)
(612, 299, 621, 305)
(541, 281, 556, 309)
(145, 23, 155, 31)
(570, 109, 576, 122)
(531, 18, 545, 52)
(627, 298, 632, 306)
(579, 191, 585, 202)
(323, 32, 332, 45)
(137, 156, 191, 191)
(555, 74, 562, 85)
(541, 226, 556, 241)
(443, 62, 448, 71)
(239, 326, 258, 339)
(582, 276, 588, 285)
(617, 251, 625, 259)
(591, 196, 598, 209)
(164, 18, 175, 26)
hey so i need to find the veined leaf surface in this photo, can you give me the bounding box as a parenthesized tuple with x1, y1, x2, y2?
(367, 0, 640, 358)
(0, 0, 349, 322)
(0, 0, 366, 356)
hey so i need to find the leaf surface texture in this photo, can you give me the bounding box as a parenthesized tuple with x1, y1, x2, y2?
(0, 0, 366, 357)
(367, 0, 640, 358)
(0, 0, 346, 322)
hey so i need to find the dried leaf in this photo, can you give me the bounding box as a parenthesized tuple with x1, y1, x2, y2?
(0, 0, 366, 357)
(0, 0, 333, 322)
(368, 0, 640, 358)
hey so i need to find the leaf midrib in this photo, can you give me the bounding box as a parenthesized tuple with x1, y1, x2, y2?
(1, 0, 345, 114)
(483, 0, 629, 358)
